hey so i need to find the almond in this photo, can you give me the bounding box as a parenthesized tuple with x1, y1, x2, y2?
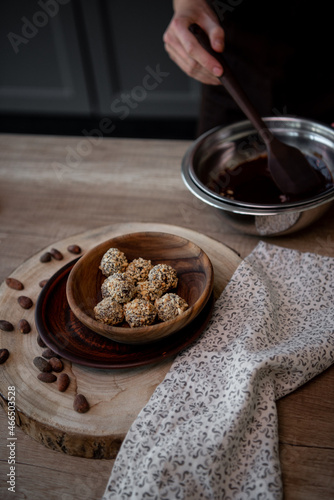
(39, 279, 49, 288)
(40, 252, 52, 263)
(49, 357, 63, 372)
(73, 394, 90, 413)
(67, 244, 82, 254)
(0, 320, 14, 332)
(57, 373, 70, 392)
(18, 319, 31, 334)
(37, 373, 57, 383)
(18, 296, 33, 309)
(50, 248, 63, 260)
(5, 278, 24, 290)
(37, 334, 46, 348)
(42, 348, 58, 359)
(33, 356, 52, 373)
(0, 349, 10, 364)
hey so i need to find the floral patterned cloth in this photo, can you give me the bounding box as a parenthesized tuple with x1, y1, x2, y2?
(102, 242, 334, 500)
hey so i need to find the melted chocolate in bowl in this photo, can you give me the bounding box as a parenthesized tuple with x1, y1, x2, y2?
(207, 154, 333, 205)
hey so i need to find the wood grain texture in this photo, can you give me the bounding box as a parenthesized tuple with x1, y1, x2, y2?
(0, 134, 333, 499)
(0, 222, 240, 460)
(280, 444, 334, 500)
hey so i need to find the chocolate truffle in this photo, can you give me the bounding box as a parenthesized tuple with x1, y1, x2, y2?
(155, 293, 189, 322)
(101, 272, 136, 303)
(124, 298, 157, 327)
(94, 298, 124, 325)
(99, 248, 128, 277)
(148, 264, 178, 291)
(125, 257, 153, 283)
(136, 280, 165, 302)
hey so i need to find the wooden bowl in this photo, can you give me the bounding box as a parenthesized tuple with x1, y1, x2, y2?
(66, 232, 214, 344)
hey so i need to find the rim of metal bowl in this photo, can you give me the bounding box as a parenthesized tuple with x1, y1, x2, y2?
(182, 117, 334, 216)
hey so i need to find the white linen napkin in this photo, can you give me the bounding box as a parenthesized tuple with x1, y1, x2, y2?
(102, 242, 334, 500)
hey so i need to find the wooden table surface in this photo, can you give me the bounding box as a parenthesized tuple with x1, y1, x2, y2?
(0, 134, 333, 500)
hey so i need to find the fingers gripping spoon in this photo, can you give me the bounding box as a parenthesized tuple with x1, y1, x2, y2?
(189, 24, 322, 197)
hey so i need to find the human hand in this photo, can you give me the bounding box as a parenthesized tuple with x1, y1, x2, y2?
(163, 0, 224, 85)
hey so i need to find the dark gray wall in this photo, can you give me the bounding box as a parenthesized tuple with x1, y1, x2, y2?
(0, 1, 200, 121)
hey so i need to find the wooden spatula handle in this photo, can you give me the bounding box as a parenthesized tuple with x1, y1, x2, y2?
(189, 23, 272, 145)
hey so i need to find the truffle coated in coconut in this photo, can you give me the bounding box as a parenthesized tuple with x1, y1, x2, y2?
(101, 272, 136, 303)
(155, 293, 189, 322)
(94, 298, 124, 325)
(148, 264, 178, 290)
(136, 280, 164, 302)
(124, 298, 157, 327)
(125, 257, 153, 283)
(99, 248, 128, 277)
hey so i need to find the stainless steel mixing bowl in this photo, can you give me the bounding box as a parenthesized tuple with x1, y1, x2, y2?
(181, 117, 334, 236)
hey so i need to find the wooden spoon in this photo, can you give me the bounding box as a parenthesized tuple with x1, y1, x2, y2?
(189, 24, 322, 197)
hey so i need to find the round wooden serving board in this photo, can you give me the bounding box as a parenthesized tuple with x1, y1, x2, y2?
(0, 222, 241, 459)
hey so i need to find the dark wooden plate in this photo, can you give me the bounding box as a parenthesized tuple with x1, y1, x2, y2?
(35, 259, 215, 369)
